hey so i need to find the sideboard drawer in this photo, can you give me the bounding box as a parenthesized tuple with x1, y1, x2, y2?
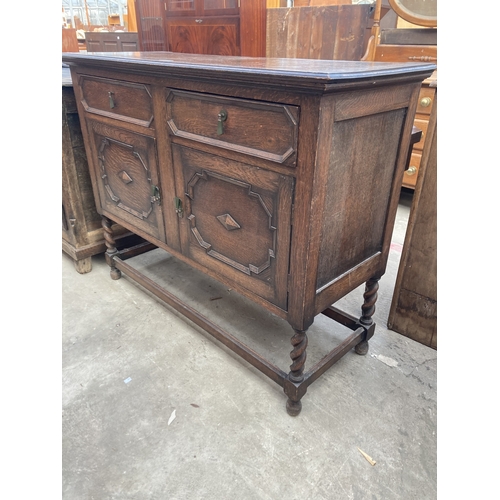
(80, 75, 154, 128)
(166, 89, 299, 165)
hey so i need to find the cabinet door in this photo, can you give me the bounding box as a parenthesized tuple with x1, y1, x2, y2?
(166, 17, 240, 55)
(88, 120, 166, 243)
(102, 40, 119, 51)
(85, 39, 102, 52)
(173, 144, 293, 310)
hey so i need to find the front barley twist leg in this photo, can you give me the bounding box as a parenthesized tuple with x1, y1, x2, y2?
(355, 277, 380, 355)
(102, 216, 121, 280)
(286, 329, 308, 416)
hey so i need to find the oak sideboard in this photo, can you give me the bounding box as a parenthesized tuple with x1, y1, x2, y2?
(62, 51, 435, 415)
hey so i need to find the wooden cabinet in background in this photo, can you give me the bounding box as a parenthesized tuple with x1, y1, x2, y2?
(166, 16, 241, 55)
(62, 28, 80, 52)
(164, 0, 241, 55)
(402, 80, 435, 188)
(363, 0, 437, 190)
(266, 4, 372, 60)
(388, 90, 437, 348)
(133, 0, 166, 51)
(164, 0, 242, 57)
(134, 0, 266, 56)
(62, 67, 139, 273)
(85, 31, 139, 52)
(370, 38, 436, 189)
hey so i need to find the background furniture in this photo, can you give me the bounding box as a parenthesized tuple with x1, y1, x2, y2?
(294, 0, 351, 5)
(403, 73, 436, 188)
(266, 4, 372, 60)
(388, 89, 437, 349)
(63, 51, 434, 412)
(134, 0, 266, 56)
(85, 31, 139, 52)
(363, 0, 437, 190)
(62, 28, 80, 52)
(62, 66, 138, 273)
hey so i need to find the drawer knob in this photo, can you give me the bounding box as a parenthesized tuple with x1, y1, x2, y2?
(419, 97, 431, 108)
(108, 91, 115, 109)
(406, 166, 417, 176)
(217, 109, 228, 135)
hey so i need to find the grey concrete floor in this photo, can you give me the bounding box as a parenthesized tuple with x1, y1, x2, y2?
(62, 190, 437, 500)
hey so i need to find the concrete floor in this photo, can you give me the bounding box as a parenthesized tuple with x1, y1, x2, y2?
(62, 190, 437, 500)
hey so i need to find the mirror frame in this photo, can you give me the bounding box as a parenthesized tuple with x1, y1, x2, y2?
(388, 0, 437, 27)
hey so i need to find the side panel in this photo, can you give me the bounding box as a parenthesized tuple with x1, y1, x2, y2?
(316, 107, 406, 290)
(310, 83, 421, 312)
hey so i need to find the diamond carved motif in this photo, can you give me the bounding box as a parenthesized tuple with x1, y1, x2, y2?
(216, 213, 241, 231)
(118, 170, 133, 184)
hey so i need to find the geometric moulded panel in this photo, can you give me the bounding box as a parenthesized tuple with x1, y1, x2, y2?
(185, 169, 276, 276)
(98, 137, 154, 220)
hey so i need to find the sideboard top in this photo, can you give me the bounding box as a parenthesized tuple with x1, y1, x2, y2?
(62, 51, 436, 91)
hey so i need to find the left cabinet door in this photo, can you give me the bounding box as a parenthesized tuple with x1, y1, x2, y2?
(87, 120, 167, 244)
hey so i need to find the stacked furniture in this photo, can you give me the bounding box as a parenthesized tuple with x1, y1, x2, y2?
(363, 0, 437, 189)
(363, 0, 437, 347)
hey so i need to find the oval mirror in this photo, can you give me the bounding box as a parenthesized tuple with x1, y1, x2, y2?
(388, 0, 437, 27)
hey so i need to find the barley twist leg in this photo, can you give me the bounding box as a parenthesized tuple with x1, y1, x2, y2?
(355, 277, 380, 355)
(102, 216, 121, 280)
(286, 329, 308, 416)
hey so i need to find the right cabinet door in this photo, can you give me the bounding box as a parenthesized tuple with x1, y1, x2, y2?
(172, 144, 293, 310)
